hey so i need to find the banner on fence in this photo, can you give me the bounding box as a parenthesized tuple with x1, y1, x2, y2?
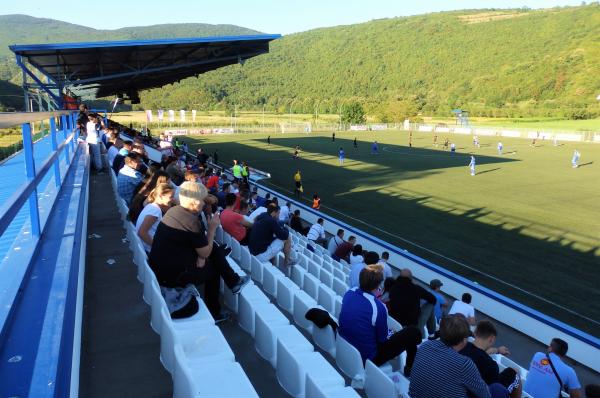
(180, 110, 186, 122)
(454, 127, 472, 135)
(164, 129, 188, 136)
(501, 130, 520, 138)
(475, 128, 496, 136)
(350, 125, 368, 131)
(168, 110, 175, 122)
(435, 126, 450, 133)
(192, 110, 197, 122)
(403, 119, 410, 130)
(370, 124, 388, 131)
(145, 110, 153, 123)
(418, 125, 434, 132)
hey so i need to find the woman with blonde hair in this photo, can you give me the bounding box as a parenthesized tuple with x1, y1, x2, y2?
(149, 181, 249, 320)
(136, 183, 174, 253)
(128, 170, 170, 224)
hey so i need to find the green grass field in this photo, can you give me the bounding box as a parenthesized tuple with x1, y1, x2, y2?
(182, 130, 600, 336)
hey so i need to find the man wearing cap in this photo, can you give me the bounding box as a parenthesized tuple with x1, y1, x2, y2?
(429, 279, 448, 323)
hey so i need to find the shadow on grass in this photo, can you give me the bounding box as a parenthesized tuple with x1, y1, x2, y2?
(476, 167, 501, 175)
(184, 134, 600, 337)
(578, 161, 594, 168)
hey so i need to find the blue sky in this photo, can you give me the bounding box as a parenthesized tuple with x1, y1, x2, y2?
(2, 0, 584, 34)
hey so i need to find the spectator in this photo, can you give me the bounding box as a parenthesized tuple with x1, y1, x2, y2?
(86, 113, 103, 173)
(112, 140, 133, 175)
(429, 279, 448, 323)
(349, 244, 364, 265)
(107, 137, 123, 168)
(379, 251, 393, 279)
(289, 209, 308, 235)
(247, 201, 268, 222)
(196, 148, 208, 165)
(307, 218, 327, 246)
(388, 269, 437, 338)
(449, 293, 477, 325)
(333, 235, 356, 262)
(149, 181, 249, 320)
(349, 251, 379, 289)
(136, 183, 174, 253)
(249, 204, 294, 265)
(459, 321, 511, 386)
(489, 368, 522, 398)
(165, 158, 184, 186)
(221, 193, 252, 245)
(339, 264, 421, 368)
(279, 201, 291, 223)
(117, 154, 143, 205)
(328, 229, 345, 255)
(256, 192, 271, 208)
(217, 183, 231, 209)
(524, 338, 582, 398)
(128, 170, 170, 224)
(206, 170, 220, 193)
(212, 149, 219, 164)
(409, 314, 491, 398)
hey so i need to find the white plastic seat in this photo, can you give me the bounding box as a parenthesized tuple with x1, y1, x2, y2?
(238, 284, 271, 335)
(336, 335, 366, 388)
(277, 342, 344, 398)
(230, 238, 241, 262)
(296, 253, 309, 269)
(333, 268, 347, 282)
(159, 306, 233, 374)
(291, 265, 307, 288)
(522, 391, 534, 398)
(262, 264, 285, 297)
(293, 290, 318, 333)
(387, 316, 403, 333)
(333, 277, 348, 298)
(143, 260, 158, 305)
(365, 360, 397, 398)
(250, 256, 266, 284)
(306, 374, 361, 398)
(303, 273, 320, 300)
(312, 323, 337, 358)
(322, 261, 333, 273)
(222, 231, 232, 247)
(215, 225, 224, 244)
(276, 278, 301, 314)
(307, 260, 321, 278)
(222, 264, 248, 313)
(254, 311, 293, 367)
(317, 284, 336, 314)
(334, 296, 343, 319)
(240, 245, 252, 271)
(498, 355, 528, 380)
(319, 269, 333, 288)
(172, 345, 259, 398)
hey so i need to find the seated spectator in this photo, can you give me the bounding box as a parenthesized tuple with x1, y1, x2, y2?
(217, 183, 231, 209)
(339, 264, 421, 369)
(378, 276, 395, 305)
(117, 154, 143, 205)
(349, 251, 379, 289)
(524, 338, 582, 398)
(128, 170, 170, 224)
(136, 183, 174, 253)
(248, 204, 294, 265)
(306, 218, 327, 246)
(247, 202, 268, 222)
(328, 229, 345, 255)
(149, 181, 249, 320)
(221, 193, 252, 245)
(489, 368, 522, 398)
(289, 209, 308, 234)
(379, 251, 393, 279)
(256, 192, 270, 208)
(349, 244, 364, 265)
(459, 321, 511, 386)
(333, 235, 356, 262)
(388, 269, 436, 338)
(112, 140, 133, 175)
(165, 158, 184, 186)
(279, 201, 291, 223)
(205, 169, 220, 193)
(429, 279, 448, 323)
(449, 293, 477, 325)
(409, 314, 491, 398)
(107, 137, 123, 168)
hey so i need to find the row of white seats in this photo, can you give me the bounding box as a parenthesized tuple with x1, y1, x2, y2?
(220, 229, 411, 398)
(110, 172, 260, 398)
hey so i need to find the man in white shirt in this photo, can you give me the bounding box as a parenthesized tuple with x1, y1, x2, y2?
(379, 251, 393, 279)
(279, 201, 291, 223)
(328, 229, 345, 255)
(107, 138, 123, 169)
(86, 114, 103, 172)
(448, 293, 476, 325)
(307, 218, 327, 246)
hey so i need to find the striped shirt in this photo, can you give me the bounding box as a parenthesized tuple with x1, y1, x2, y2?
(409, 340, 491, 398)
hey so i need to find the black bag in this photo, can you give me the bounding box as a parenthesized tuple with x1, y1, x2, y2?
(546, 354, 565, 398)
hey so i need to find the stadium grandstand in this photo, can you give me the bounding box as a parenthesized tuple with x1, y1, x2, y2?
(0, 35, 598, 398)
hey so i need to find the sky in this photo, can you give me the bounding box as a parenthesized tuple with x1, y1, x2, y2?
(1, 0, 585, 34)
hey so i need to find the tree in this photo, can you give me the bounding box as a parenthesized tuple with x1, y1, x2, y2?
(341, 101, 366, 125)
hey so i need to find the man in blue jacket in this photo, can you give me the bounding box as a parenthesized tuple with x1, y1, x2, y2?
(249, 204, 294, 265)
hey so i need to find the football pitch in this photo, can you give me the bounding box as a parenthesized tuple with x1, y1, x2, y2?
(183, 130, 600, 337)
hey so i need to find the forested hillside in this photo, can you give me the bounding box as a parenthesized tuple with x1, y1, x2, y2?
(2, 6, 600, 118)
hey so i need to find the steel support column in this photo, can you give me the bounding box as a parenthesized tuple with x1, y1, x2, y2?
(21, 123, 41, 237)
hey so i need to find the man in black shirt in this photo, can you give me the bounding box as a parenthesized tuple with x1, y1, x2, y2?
(249, 204, 294, 265)
(388, 268, 436, 338)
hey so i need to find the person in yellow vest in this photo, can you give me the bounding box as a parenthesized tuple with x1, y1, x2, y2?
(312, 193, 321, 210)
(293, 170, 303, 199)
(232, 159, 243, 181)
(241, 161, 250, 184)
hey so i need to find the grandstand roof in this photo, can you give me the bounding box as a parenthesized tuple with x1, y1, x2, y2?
(9, 35, 280, 100)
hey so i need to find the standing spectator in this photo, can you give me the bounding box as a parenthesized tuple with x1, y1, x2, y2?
(196, 148, 208, 165)
(136, 183, 174, 253)
(339, 264, 421, 368)
(86, 114, 103, 172)
(429, 279, 448, 323)
(449, 293, 477, 325)
(289, 209, 308, 235)
(221, 193, 252, 245)
(249, 204, 295, 265)
(409, 314, 491, 398)
(349, 251, 379, 289)
(328, 229, 345, 255)
(307, 218, 327, 246)
(279, 201, 291, 223)
(333, 236, 356, 262)
(349, 244, 364, 265)
(388, 269, 437, 338)
(524, 338, 582, 398)
(379, 251, 393, 279)
(117, 154, 143, 205)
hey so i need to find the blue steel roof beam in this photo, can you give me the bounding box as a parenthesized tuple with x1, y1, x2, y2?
(70, 50, 266, 87)
(16, 57, 61, 105)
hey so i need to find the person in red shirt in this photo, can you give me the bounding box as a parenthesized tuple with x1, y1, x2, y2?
(333, 236, 356, 262)
(206, 169, 220, 193)
(220, 193, 252, 245)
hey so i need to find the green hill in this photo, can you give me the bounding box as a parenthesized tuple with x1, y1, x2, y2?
(2, 7, 600, 118)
